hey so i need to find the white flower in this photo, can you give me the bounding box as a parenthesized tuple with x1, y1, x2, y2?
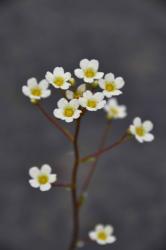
(79, 90, 106, 111)
(45, 67, 71, 90)
(22, 78, 51, 101)
(29, 164, 57, 191)
(74, 59, 104, 83)
(66, 84, 86, 100)
(129, 117, 154, 143)
(104, 98, 127, 119)
(53, 98, 82, 123)
(89, 224, 116, 245)
(99, 73, 125, 98)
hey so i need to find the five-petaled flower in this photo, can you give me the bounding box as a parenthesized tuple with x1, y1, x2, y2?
(89, 224, 116, 245)
(99, 73, 125, 98)
(45, 67, 71, 90)
(29, 164, 57, 191)
(22, 78, 51, 102)
(66, 84, 86, 100)
(79, 90, 106, 111)
(104, 98, 127, 119)
(53, 98, 82, 123)
(129, 117, 154, 143)
(74, 59, 104, 83)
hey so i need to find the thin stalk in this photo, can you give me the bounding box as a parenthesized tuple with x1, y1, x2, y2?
(68, 117, 81, 250)
(36, 103, 74, 143)
(80, 132, 129, 163)
(81, 121, 112, 194)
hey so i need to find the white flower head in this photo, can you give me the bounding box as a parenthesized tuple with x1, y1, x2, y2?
(45, 67, 71, 90)
(99, 73, 125, 98)
(74, 59, 104, 83)
(66, 84, 86, 100)
(22, 78, 51, 102)
(129, 117, 154, 143)
(79, 90, 106, 111)
(89, 224, 116, 245)
(104, 98, 127, 119)
(53, 98, 82, 123)
(29, 164, 57, 191)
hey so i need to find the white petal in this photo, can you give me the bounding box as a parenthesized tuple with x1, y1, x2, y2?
(96, 239, 107, 245)
(53, 67, 64, 75)
(61, 82, 70, 90)
(53, 109, 63, 119)
(64, 72, 71, 81)
(94, 92, 104, 101)
(129, 125, 136, 134)
(98, 79, 105, 89)
(144, 133, 154, 142)
(57, 98, 68, 108)
(143, 121, 153, 132)
(108, 98, 118, 106)
(49, 174, 57, 183)
(83, 77, 94, 83)
(89, 59, 99, 71)
(64, 117, 74, 123)
(105, 73, 114, 81)
(66, 90, 74, 100)
(111, 90, 122, 96)
(83, 90, 93, 98)
(22, 86, 30, 97)
(80, 59, 89, 69)
(135, 135, 144, 143)
(42, 90, 51, 98)
(29, 179, 39, 188)
(73, 109, 82, 119)
(105, 225, 114, 234)
(89, 231, 97, 240)
(27, 78, 38, 88)
(74, 69, 84, 78)
(115, 77, 125, 88)
(97, 100, 106, 109)
(79, 97, 86, 107)
(41, 164, 52, 174)
(39, 79, 49, 89)
(95, 72, 104, 79)
(29, 167, 40, 178)
(96, 224, 104, 232)
(133, 117, 142, 126)
(103, 90, 113, 98)
(40, 183, 51, 191)
(45, 72, 53, 82)
(107, 236, 116, 244)
(70, 99, 79, 108)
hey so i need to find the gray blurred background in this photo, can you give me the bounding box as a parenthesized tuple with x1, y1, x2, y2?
(0, 0, 166, 249)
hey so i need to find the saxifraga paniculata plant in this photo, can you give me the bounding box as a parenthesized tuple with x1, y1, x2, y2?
(22, 59, 154, 250)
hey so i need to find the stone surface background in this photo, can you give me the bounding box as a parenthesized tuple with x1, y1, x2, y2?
(0, 0, 166, 249)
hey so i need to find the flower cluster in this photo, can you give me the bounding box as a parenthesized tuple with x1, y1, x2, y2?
(22, 58, 154, 143)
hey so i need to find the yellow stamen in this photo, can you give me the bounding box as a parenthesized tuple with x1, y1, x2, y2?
(110, 107, 118, 117)
(53, 76, 64, 86)
(31, 87, 42, 96)
(84, 68, 96, 78)
(64, 106, 74, 117)
(136, 126, 145, 137)
(38, 175, 48, 185)
(97, 231, 107, 241)
(105, 81, 116, 92)
(87, 99, 97, 108)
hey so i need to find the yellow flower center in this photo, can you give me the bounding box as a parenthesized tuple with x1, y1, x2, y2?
(84, 68, 96, 78)
(97, 231, 107, 241)
(87, 99, 97, 108)
(38, 175, 49, 185)
(64, 106, 75, 117)
(31, 87, 42, 96)
(136, 126, 145, 137)
(105, 81, 116, 92)
(53, 76, 64, 86)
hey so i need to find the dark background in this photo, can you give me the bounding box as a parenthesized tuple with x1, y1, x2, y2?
(0, 0, 166, 249)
